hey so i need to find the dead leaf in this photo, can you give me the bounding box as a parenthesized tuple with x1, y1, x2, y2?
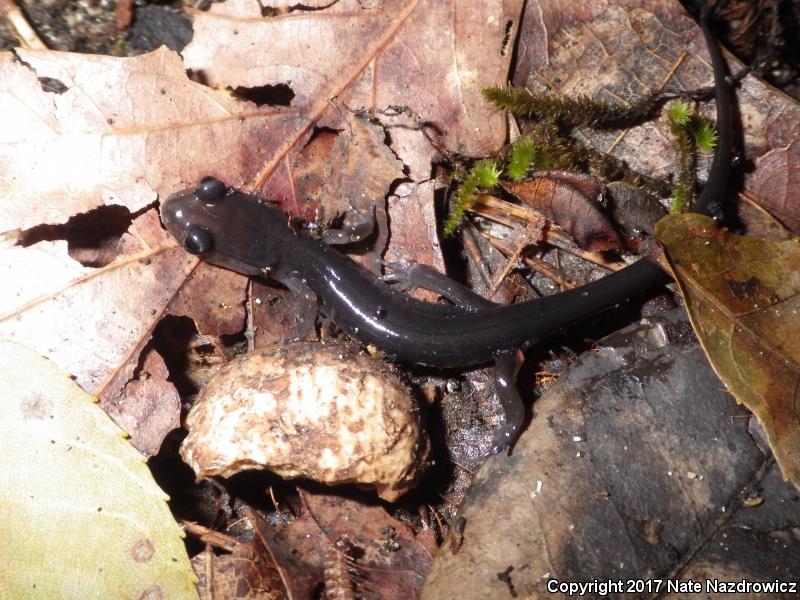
(290, 116, 404, 220)
(100, 347, 181, 457)
(0, 209, 194, 396)
(0, 48, 281, 233)
(251, 280, 318, 347)
(605, 180, 668, 237)
(169, 263, 248, 337)
(736, 191, 793, 241)
(745, 138, 800, 233)
(250, 491, 435, 600)
(301, 491, 437, 581)
(655, 213, 800, 486)
(503, 173, 621, 251)
(247, 509, 320, 600)
(422, 310, 799, 598)
(192, 541, 284, 600)
(184, 0, 519, 179)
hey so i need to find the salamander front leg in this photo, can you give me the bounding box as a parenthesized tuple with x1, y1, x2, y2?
(321, 205, 375, 245)
(489, 349, 525, 455)
(321, 205, 386, 275)
(274, 273, 319, 342)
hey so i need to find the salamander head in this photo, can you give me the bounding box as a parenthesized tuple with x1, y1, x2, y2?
(161, 176, 288, 276)
(161, 176, 233, 255)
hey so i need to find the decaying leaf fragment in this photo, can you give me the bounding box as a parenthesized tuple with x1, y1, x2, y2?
(503, 173, 621, 251)
(656, 213, 800, 486)
(0, 341, 198, 599)
(180, 342, 430, 502)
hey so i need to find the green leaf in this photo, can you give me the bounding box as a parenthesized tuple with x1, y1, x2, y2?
(0, 341, 198, 599)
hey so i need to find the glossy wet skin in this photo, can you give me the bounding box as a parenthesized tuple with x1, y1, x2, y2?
(161, 178, 667, 369)
(161, 178, 290, 279)
(160, 21, 731, 451)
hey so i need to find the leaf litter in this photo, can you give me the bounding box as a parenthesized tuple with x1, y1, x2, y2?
(1, 0, 800, 596)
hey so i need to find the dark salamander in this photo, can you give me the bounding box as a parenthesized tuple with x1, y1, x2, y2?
(160, 20, 731, 453)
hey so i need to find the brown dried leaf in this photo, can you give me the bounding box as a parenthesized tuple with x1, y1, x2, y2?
(292, 116, 404, 218)
(250, 491, 435, 600)
(0, 49, 281, 232)
(184, 0, 520, 174)
(192, 542, 285, 600)
(250, 280, 316, 348)
(655, 213, 800, 486)
(736, 191, 793, 241)
(100, 348, 180, 457)
(0, 209, 193, 396)
(247, 508, 320, 600)
(169, 263, 248, 337)
(503, 174, 621, 251)
(745, 139, 800, 233)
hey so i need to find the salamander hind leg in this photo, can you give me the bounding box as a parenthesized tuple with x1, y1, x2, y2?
(382, 260, 495, 311)
(383, 261, 527, 453)
(488, 349, 526, 456)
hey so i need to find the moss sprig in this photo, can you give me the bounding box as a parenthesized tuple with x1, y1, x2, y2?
(506, 137, 536, 180)
(693, 120, 717, 151)
(666, 100, 718, 212)
(443, 159, 501, 236)
(483, 86, 662, 129)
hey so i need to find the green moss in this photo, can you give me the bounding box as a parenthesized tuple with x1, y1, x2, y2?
(506, 138, 535, 180)
(472, 159, 502, 187)
(443, 160, 501, 236)
(483, 85, 659, 129)
(667, 99, 692, 127)
(693, 120, 718, 151)
(667, 101, 697, 212)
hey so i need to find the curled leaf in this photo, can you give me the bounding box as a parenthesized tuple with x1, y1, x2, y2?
(503, 173, 621, 251)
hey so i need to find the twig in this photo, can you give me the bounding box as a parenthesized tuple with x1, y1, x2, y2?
(0, 0, 46, 49)
(472, 194, 626, 270)
(487, 229, 532, 299)
(486, 235, 581, 289)
(182, 520, 242, 552)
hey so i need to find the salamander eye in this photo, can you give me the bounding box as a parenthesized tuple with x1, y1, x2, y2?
(184, 225, 213, 254)
(196, 177, 227, 203)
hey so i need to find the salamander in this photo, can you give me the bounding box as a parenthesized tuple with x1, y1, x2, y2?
(161, 178, 662, 451)
(696, 16, 732, 218)
(160, 19, 731, 453)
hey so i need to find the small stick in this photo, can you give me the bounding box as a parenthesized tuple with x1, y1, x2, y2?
(181, 520, 242, 552)
(0, 0, 46, 49)
(487, 229, 533, 299)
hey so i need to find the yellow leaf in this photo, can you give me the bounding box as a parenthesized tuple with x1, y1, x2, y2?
(656, 214, 800, 486)
(0, 341, 198, 599)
